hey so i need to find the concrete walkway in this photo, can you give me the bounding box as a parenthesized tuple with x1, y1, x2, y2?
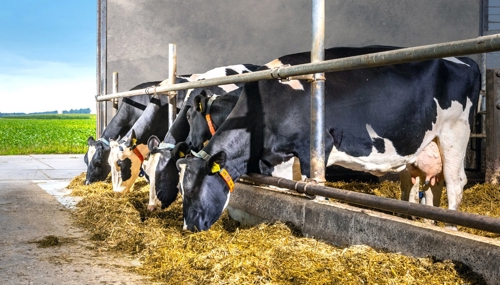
(0, 154, 86, 182)
(0, 155, 156, 284)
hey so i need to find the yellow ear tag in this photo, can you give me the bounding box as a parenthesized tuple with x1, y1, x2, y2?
(132, 138, 137, 146)
(198, 102, 203, 112)
(211, 162, 221, 173)
(179, 151, 185, 158)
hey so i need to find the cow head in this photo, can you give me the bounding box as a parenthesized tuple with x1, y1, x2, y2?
(84, 136, 111, 185)
(146, 138, 190, 211)
(185, 90, 214, 152)
(109, 129, 147, 193)
(177, 149, 233, 231)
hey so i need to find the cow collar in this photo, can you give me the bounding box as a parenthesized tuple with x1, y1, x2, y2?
(97, 138, 110, 146)
(133, 147, 145, 163)
(158, 142, 176, 150)
(191, 149, 235, 192)
(205, 95, 219, 136)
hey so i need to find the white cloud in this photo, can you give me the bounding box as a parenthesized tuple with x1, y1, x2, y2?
(0, 50, 96, 114)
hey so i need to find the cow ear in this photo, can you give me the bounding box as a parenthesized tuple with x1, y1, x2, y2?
(126, 130, 137, 147)
(173, 142, 190, 159)
(194, 95, 207, 113)
(208, 151, 226, 174)
(147, 135, 160, 152)
(176, 157, 187, 171)
(87, 136, 95, 145)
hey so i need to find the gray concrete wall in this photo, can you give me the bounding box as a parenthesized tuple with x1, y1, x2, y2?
(105, 0, 482, 97)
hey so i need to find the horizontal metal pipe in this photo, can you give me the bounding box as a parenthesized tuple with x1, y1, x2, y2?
(97, 34, 500, 102)
(241, 173, 500, 234)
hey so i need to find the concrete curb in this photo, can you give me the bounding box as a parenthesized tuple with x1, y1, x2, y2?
(228, 182, 500, 285)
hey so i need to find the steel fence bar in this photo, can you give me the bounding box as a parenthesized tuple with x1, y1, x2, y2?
(97, 34, 500, 101)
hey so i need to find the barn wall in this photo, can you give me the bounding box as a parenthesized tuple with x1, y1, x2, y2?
(104, 0, 482, 97)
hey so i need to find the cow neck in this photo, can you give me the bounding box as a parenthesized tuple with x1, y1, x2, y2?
(128, 102, 166, 145)
(102, 95, 152, 141)
(163, 103, 191, 146)
(202, 128, 251, 184)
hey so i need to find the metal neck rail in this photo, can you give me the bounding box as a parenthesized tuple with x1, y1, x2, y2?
(97, 33, 500, 102)
(242, 173, 500, 234)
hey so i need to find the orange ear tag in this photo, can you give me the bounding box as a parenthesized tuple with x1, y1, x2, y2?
(205, 114, 217, 135)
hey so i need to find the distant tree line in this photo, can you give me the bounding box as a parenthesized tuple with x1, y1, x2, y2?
(0, 108, 90, 117)
(62, 108, 91, 114)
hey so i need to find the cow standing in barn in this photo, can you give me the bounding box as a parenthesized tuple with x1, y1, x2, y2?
(112, 64, 260, 196)
(176, 46, 480, 231)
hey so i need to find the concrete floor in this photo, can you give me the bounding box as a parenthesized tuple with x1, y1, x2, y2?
(0, 154, 86, 182)
(0, 154, 157, 284)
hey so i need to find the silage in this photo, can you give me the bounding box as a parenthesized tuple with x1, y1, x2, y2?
(67, 173, 489, 284)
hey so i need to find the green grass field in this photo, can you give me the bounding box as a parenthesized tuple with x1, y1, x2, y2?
(0, 114, 96, 155)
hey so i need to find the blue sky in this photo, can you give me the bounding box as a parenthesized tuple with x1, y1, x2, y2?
(0, 1, 96, 114)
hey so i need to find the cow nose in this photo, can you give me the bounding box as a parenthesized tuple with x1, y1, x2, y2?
(84, 179, 91, 185)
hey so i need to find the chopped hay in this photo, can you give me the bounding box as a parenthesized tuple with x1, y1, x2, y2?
(67, 174, 489, 284)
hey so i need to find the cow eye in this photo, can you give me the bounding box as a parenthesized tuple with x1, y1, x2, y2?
(186, 113, 190, 120)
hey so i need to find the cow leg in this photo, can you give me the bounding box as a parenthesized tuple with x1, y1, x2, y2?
(439, 124, 470, 230)
(424, 173, 445, 207)
(399, 169, 412, 202)
(292, 157, 305, 181)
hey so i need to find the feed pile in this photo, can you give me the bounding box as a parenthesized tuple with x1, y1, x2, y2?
(67, 173, 488, 284)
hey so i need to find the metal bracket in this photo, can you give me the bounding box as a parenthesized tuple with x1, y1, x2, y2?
(271, 64, 325, 82)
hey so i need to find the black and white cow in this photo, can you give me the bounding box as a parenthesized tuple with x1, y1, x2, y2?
(114, 64, 260, 197)
(85, 75, 195, 186)
(84, 81, 162, 185)
(176, 46, 481, 231)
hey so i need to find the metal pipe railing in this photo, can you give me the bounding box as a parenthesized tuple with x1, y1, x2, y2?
(112, 71, 118, 117)
(242, 173, 500, 234)
(167, 43, 177, 129)
(96, 0, 107, 137)
(310, 0, 326, 185)
(97, 33, 500, 102)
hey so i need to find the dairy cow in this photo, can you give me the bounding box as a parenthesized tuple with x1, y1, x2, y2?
(85, 76, 194, 186)
(176, 46, 481, 231)
(84, 81, 163, 185)
(113, 64, 260, 196)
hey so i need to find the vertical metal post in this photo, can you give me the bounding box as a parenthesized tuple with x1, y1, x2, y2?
(112, 72, 118, 117)
(486, 69, 500, 184)
(310, 0, 326, 184)
(96, 0, 107, 138)
(167, 43, 177, 128)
